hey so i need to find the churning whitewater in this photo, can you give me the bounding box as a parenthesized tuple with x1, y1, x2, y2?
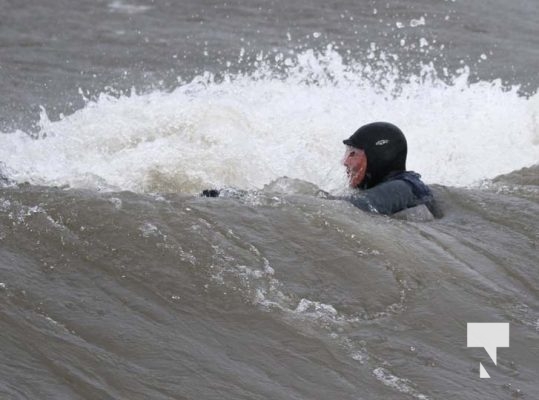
(1, 49, 538, 193)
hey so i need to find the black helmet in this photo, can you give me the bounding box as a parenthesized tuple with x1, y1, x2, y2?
(343, 122, 407, 188)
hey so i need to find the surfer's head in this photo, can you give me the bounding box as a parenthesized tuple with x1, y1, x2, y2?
(343, 122, 407, 189)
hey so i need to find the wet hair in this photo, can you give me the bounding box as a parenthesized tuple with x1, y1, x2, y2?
(343, 122, 407, 189)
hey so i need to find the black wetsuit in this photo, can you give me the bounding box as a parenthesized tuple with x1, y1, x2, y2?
(201, 170, 438, 217)
(337, 171, 436, 216)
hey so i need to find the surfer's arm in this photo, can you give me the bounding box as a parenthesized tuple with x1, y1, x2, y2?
(200, 188, 250, 199)
(201, 189, 220, 197)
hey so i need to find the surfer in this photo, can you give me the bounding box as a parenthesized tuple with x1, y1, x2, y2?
(202, 121, 439, 218)
(338, 121, 438, 216)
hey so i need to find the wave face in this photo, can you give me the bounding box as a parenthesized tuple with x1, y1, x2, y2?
(1, 48, 538, 193)
(1, 178, 538, 399)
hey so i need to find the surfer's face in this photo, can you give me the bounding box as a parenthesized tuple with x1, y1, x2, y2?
(343, 146, 367, 188)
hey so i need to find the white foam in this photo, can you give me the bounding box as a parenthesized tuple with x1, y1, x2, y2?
(373, 367, 429, 399)
(108, 1, 151, 14)
(294, 298, 338, 317)
(1, 47, 538, 193)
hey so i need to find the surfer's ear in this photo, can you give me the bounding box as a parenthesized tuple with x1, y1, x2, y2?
(201, 189, 220, 198)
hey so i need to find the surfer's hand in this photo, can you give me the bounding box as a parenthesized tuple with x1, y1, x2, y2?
(201, 189, 220, 198)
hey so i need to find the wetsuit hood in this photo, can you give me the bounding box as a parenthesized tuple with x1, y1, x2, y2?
(343, 122, 407, 189)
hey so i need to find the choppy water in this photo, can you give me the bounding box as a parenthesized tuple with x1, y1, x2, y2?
(1, 0, 538, 399)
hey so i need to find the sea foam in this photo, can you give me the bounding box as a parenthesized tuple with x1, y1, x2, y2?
(1, 47, 537, 193)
